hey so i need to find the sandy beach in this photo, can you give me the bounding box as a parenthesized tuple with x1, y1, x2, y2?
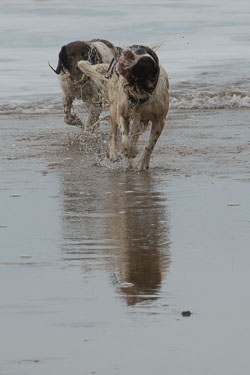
(1, 0, 250, 373)
(1, 109, 250, 374)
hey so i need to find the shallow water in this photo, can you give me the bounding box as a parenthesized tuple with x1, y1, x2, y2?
(1, 110, 250, 374)
(1, 1, 250, 374)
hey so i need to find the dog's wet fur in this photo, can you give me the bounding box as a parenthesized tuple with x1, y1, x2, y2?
(78, 45, 169, 169)
(50, 39, 119, 130)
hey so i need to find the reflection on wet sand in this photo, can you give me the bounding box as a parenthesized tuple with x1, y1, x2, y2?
(59, 155, 171, 306)
(105, 173, 171, 306)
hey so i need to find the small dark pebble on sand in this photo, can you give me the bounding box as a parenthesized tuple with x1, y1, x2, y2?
(181, 311, 192, 317)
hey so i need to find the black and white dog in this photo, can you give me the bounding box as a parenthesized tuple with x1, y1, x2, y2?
(78, 45, 169, 169)
(50, 39, 119, 131)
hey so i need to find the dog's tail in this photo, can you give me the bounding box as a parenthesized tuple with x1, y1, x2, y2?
(78, 60, 109, 90)
(150, 38, 167, 52)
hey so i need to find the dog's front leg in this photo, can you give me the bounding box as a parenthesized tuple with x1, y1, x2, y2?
(108, 121, 120, 162)
(63, 95, 83, 126)
(119, 116, 137, 159)
(137, 119, 165, 170)
(127, 116, 143, 168)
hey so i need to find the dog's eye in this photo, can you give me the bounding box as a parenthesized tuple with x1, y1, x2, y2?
(70, 52, 76, 58)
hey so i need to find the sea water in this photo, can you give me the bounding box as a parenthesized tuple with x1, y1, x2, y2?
(0, 0, 250, 110)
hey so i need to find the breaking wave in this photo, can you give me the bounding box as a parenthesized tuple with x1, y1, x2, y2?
(1, 90, 250, 115)
(170, 90, 250, 109)
(0, 98, 63, 115)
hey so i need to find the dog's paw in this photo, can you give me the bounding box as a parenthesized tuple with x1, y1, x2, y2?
(120, 139, 137, 159)
(127, 158, 134, 169)
(83, 124, 93, 134)
(137, 155, 150, 170)
(64, 114, 83, 127)
(137, 161, 149, 170)
(129, 145, 138, 159)
(107, 148, 121, 162)
(122, 146, 138, 159)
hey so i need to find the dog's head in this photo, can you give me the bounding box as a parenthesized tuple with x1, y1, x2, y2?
(117, 45, 160, 93)
(52, 41, 102, 76)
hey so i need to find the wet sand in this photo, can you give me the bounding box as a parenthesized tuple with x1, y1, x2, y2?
(1, 109, 250, 375)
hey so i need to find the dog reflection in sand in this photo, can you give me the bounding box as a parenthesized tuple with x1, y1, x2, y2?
(60, 159, 171, 306)
(104, 173, 171, 306)
(78, 45, 169, 169)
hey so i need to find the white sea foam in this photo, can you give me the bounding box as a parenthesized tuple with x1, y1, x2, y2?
(1, 88, 249, 115)
(170, 90, 250, 110)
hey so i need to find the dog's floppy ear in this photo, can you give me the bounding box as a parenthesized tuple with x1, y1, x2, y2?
(144, 46, 159, 65)
(144, 46, 160, 90)
(57, 45, 70, 72)
(88, 46, 102, 65)
(49, 45, 69, 74)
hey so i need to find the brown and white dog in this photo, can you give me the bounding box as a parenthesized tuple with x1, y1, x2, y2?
(78, 45, 169, 169)
(50, 39, 120, 131)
